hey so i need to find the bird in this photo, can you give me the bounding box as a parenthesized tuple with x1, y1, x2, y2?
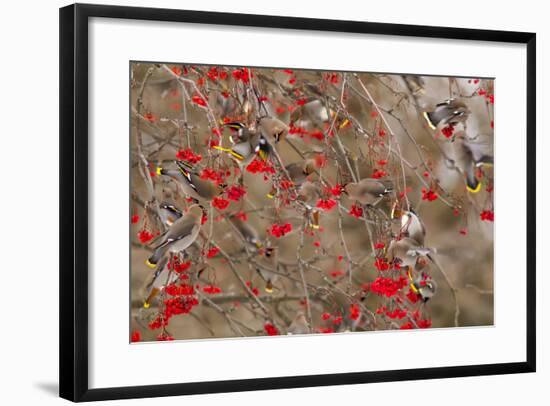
(145, 204, 204, 269)
(159, 203, 183, 227)
(285, 160, 316, 185)
(213, 123, 271, 165)
(408, 269, 437, 302)
(344, 178, 393, 205)
(257, 116, 288, 143)
(228, 215, 263, 251)
(287, 311, 310, 335)
(297, 180, 321, 228)
(399, 209, 426, 246)
(290, 97, 332, 127)
(267, 160, 316, 198)
(255, 245, 279, 293)
(157, 161, 224, 202)
(451, 132, 494, 193)
(422, 99, 470, 130)
(142, 256, 174, 308)
(387, 237, 432, 270)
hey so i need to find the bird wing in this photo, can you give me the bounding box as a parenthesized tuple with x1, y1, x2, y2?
(161, 214, 199, 245)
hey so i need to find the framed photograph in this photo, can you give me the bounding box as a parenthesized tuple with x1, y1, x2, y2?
(59, 3, 536, 402)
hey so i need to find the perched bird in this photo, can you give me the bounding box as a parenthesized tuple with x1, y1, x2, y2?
(344, 179, 393, 205)
(145, 204, 204, 268)
(255, 245, 279, 293)
(228, 215, 263, 251)
(408, 269, 437, 302)
(214, 123, 271, 165)
(142, 256, 174, 308)
(285, 159, 316, 185)
(451, 132, 494, 193)
(287, 311, 310, 335)
(159, 203, 183, 227)
(297, 180, 321, 228)
(223, 121, 254, 144)
(257, 116, 288, 143)
(423, 99, 470, 130)
(400, 209, 426, 246)
(267, 160, 316, 198)
(157, 161, 224, 202)
(387, 237, 432, 270)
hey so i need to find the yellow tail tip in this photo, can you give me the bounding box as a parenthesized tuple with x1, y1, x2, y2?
(266, 193, 274, 199)
(410, 283, 419, 294)
(265, 286, 273, 294)
(156, 167, 163, 176)
(423, 111, 437, 130)
(145, 259, 156, 269)
(467, 182, 482, 193)
(143, 302, 150, 309)
(311, 224, 320, 229)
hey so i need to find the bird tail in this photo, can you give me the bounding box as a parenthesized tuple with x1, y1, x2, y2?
(465, 168, 481, 193)
(423, 111, 437, 130)
(143, 287, 160, 308)
(146, 247, 164, 269)
(265, 279, 273, 293)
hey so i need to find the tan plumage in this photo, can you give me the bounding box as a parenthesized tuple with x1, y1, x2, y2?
(345, 179, 392, 205)
(423, 99, 470, 130)
(159, 202, 183, 227)
(146, 205, 203, 268)
(287, 312, 310, 335)
(158, 161, 223, 202)
(258, 116, 288, 143)
(387, 237, 432, 270)
(256, 245, 279, 293)
(451, 132, 493, 193)
(229, 216, 263, 251)
(400, 210, 426, 246)
(297, 180, 319, 206)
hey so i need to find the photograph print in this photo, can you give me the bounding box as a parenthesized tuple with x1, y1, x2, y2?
(129, 62, 494, 343)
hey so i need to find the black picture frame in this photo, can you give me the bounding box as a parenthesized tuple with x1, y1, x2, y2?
(59, 3, 536, 402)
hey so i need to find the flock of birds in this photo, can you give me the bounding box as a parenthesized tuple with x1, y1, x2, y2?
(135, 71, 493, 335)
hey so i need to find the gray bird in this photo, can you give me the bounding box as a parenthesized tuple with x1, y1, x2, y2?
(267, 160, 316, 198)
(157, 161, 224, 202)
(344, 179, 393, 205)
(285, 160, 316, 185)
(159, 203, 183, 227)
(387, 237, 432, 270)
(409, 271, 437, 302)
(258, 116, 288, 143)
(451, 132, 494, 193)
(400, 210, 426, 246)
(142, 256, 175, 308)
(214, 123, 271, 165)
(423, 99, 470, 130)
(287, 311, 310, 335)
(228, 215, 263, 251)
(146, 204, 203, 268)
